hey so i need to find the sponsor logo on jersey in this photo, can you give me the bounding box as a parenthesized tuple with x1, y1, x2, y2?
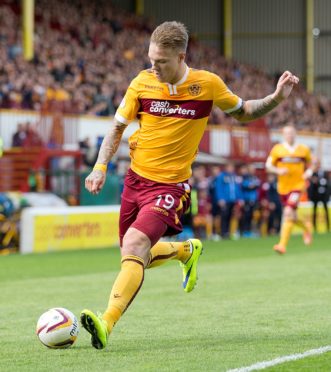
(278, 156, 305, 164)
(188, 83, 202, 96)
(144, 84, 164, 92)
(139, 98, 213, 119)
(150, 100, 196, 117)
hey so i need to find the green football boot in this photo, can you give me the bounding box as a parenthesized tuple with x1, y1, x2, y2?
(180, 239, 203, 293)
(80, 309, 109, 349)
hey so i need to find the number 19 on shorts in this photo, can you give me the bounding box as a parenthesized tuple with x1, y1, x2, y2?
(155, 194, 175, 210)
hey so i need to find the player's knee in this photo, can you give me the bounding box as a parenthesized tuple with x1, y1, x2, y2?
(283, 206, 294, 221)
(122, 227, 151, 261)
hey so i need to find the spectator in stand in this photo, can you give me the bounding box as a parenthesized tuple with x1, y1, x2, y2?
(192, 165, 209, 192)
(216, 162, 243, 239)
(1, 1, 331, 132)
(308, 158, 330, 232)
(208, 165, 222, 239)
(239, 164, 261, 237)
(79, 137, 97, 168)
(23, 122, 43, 147)
(88, 83, 116, 116)
(193, 189, 213, 240)
(12, 123, 27, 147)
(260, 173, 282, 235)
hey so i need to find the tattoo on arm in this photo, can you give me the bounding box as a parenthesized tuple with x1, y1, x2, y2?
(96, 119, 127, 164)
(231, 94, 279, 122)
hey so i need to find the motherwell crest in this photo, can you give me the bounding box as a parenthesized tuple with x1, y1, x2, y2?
(188, 84, 202, 96)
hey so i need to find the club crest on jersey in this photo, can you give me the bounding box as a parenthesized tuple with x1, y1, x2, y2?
(188, 84, 202, 96)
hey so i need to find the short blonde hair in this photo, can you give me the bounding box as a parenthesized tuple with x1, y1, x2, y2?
(150, 21, 188, 52)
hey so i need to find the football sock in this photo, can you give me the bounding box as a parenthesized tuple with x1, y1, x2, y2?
(279, 219, 294, 248)
(294, 219, 309, 232)
(102, 255, 144, 333)
(146, 241, 192, 268)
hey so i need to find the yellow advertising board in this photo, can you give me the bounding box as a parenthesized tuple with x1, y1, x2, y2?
(295, 203, 331, 234)
(20, 206, 120, 254)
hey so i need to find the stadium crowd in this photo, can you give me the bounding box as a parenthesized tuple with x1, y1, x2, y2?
(189, 162, 330, 240)
(189, 164, 284, 240)
(0, 0, 331, 132)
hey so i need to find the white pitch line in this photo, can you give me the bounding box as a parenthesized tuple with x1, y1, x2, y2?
(227, 345, 331, 372)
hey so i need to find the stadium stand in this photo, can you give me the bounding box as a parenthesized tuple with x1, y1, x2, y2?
(0, 0, 331, 132)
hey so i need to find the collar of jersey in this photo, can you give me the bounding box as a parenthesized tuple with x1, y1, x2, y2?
(282, 142, 298, 153)
(166, 64, 190, 95)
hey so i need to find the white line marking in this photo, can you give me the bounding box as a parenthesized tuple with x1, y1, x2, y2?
(227, 345, 331, 372)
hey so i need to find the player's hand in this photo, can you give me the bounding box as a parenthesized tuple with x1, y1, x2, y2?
(238, 200, 244, 207)
(277, 168, 288, 176)
(218, 200, 226, 208)
(272, 71, 299, 102)
(85, 170, 106, 194)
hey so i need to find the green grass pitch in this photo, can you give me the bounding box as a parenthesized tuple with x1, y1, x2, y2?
(1, 234, 331, 372)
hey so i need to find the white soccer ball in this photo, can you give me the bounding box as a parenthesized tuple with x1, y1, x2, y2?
(36, 308, 79, 349)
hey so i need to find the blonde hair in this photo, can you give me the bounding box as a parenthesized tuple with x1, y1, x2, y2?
(150, 21, 188, 52)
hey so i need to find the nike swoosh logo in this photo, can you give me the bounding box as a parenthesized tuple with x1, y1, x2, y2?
(183, 265, 193, 288)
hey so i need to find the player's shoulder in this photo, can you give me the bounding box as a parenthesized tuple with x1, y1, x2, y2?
(270, 143, 284, 153)
(130, 69, 156, 84)
(298, 143, 311, 152)
(189, 68, 224, 84)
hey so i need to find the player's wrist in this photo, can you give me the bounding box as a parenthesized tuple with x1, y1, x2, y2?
(270, 92, 283, 104)
(93, 163, 107, 173)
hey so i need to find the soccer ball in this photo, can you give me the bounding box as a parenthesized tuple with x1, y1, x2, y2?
(36, 308, 79, 348)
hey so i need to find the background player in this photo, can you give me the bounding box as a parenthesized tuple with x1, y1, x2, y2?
(266, 125, 313, 254)
(81, 21, 299, 349)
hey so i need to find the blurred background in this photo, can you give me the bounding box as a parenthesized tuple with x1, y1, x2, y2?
(0, 0, 330, 254)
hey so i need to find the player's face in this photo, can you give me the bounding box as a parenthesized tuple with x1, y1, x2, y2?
(283, 126, 296, 145)
(148, 42, 185, 84)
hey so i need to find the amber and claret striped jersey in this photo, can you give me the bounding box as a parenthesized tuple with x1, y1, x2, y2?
(267, 142, 312, 195)
(115, 66, 242, 183)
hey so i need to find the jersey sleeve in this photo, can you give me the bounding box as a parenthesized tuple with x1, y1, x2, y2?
(305, 146, 312, 163)
(211, 73, 243, 114)
(268, 145, 279, 166)
(115, 77, 140, 125)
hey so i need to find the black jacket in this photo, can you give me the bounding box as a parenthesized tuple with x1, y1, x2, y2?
(308, 170, 330, 202)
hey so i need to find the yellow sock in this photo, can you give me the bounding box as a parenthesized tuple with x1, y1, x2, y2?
(279, 220, 294, 248)
(146, 241, 192, 269)
(102, 255, 144, 333)
(294, 219, 309, 232)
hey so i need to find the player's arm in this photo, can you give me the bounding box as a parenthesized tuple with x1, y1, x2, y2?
(85, 74, 140, 194)
(85, 119, 127, 194)
(265, 156, 288, 176)
(230, 71, 299, 122)
(303, 151, 314, 180)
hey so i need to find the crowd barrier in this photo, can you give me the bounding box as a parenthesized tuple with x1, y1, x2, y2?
(20, 205, 120, 254)
(19, 202, 330, 254)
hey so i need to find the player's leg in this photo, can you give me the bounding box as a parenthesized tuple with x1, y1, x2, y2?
(146, 238, 202, 293)
(102, 227, 151, 331)
(292, 208, 312, 246)
(221, 202, 232, 238)
(322, 199, 330, 231)
(81, 178, 141, 349)
(274, 205, 294, 254)
(146, 240, 192, 268)
(294, 216, 312, 246)
(138, 197, 202, 292)
(81, 226, 152, 349)
(283, 191, 312, 244)
(312, 200, 318, 232)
